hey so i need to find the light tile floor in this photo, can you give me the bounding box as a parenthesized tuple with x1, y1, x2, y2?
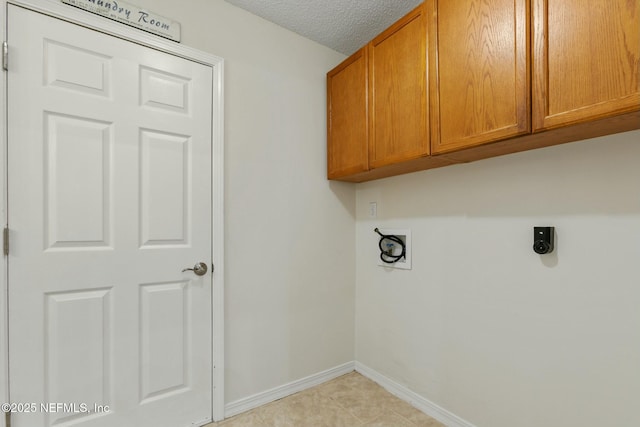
(205, 372, 445, 427)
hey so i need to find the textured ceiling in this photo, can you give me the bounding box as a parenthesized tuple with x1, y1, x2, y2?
(224, 0, 423, 56)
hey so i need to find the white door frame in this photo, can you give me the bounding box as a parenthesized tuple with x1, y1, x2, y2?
(0, 0, 225, 424)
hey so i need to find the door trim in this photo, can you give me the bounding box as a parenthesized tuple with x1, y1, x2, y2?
(0, 0, 225, 423)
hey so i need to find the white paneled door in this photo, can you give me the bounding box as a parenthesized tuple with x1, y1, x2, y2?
(8, 5, 213, 427)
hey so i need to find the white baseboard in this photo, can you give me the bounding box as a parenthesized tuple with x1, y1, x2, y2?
(224, 361, 356, 418)
(355, 362, 476, 427)
(224, 360, 475, 427)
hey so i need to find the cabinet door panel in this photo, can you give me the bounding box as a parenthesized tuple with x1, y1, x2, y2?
(431, 0, 530, 154)
(533, 0, 640, 130)
(327, 47, 369, 179)
(370, 5, 428, 168)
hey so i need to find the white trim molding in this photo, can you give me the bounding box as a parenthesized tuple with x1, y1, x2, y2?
(1, 0, 225, 423)
(0, 2, 7, 426)
(355, 362, 477, 427)
(224, 362, 356, 419)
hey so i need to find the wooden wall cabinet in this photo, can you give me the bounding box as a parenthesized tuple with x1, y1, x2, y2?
(327, 46, 368, 180)
(532, 0, 640, 130)
(327, 0, 640, 182)
(369, 4, 429, 168)
(327, 5, 454, 181)
(430, 0, 530, 154)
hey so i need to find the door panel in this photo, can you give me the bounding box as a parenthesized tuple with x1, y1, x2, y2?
(45, 113, 112, 249)
(8, 5, 213, 427)
(44, 39, 112, 96)
(45, 289, 112, 426)
(139, 282, 189, 402)
(140, 66, 190, 113)
(140, 130, 191, 247)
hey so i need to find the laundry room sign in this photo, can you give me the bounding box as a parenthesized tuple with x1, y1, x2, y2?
(61, 0, 181, 42)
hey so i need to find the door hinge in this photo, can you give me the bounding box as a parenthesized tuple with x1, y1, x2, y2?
(5, 410, 11, 427)
(2, 41, 7, 71)
(3, 227, 9, 256)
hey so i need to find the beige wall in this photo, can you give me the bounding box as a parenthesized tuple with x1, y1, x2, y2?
(131, 0, 355, 404)
(355, 130, 640, 427)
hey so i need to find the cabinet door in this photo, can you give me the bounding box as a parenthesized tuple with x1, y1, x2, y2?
(430, 0, 530, 154)
(327, 47, 369, 179)
(369, 5, 428, 168)
(533, 0, 640, 130)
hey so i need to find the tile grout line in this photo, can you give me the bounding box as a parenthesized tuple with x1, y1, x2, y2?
(391, 408, 421, 427)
